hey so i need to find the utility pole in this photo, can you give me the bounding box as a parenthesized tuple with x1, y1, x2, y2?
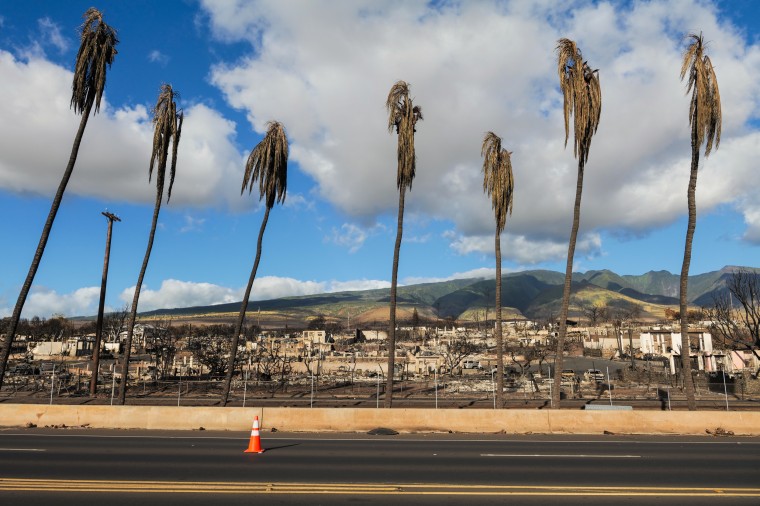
(90, 211, 121, 396)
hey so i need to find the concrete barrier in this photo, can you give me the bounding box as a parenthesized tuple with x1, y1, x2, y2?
(0, 405, 261, 432)
(1, 404, 758, 435)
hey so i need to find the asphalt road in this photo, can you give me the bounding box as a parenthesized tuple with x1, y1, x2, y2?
(1, 429, 759, 504)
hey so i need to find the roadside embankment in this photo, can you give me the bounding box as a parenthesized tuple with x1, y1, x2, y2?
(1, 404, 758, 435)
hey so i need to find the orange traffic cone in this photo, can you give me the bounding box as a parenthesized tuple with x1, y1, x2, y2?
(244, 416, 265, 454)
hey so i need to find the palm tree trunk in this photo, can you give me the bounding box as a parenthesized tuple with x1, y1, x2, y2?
(221, 206, 271, 406)
(616, 327, 624, 358)
(495, 225, 504, 408)
(552, 161, 585, 408)
(385, 188, 406, 408)
(628, 328, 635, 369)
(679, 136, 700, 411)
(118, 185, 163, 405)
(0, 104, 92, 390)
(90, 216, 115, 396)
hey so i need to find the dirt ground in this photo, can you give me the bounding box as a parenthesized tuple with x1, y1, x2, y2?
(2, 367, 755, 411)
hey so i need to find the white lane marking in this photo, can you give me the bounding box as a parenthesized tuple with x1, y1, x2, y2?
(481, 454, 641, 458)
(0, 448, 46, 452)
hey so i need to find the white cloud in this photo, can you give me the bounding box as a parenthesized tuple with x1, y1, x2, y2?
(247, 276, 324, 301)
(203, 0, 760, 261)
(147, 49, 169, 65)
(740, 202, 760, 243)
(330, 223, 368, 253)
(0, 51, 247, 209)
(120, 279, 243, 311)
(38, 18, 69, 54)
(325, 279, 390, 292)
(282, 193, 313, 210)
(1, 286, 101, 319)
(117, 277, 340, 312)
(118, 276, 393, 312)
(405, 233, 431, 244)
(404, 267, 493, 285)
(1, 276, 394, 318)
(445, 230, 602, 265)
(179, 214, 206, 233)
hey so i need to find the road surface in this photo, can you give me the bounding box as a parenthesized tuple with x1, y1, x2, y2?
(0, 429, 758, 504)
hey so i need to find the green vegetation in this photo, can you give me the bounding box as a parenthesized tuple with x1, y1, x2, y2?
(126, 266, 754, 327)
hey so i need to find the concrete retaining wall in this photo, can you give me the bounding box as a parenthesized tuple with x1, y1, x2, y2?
(1, 404, 758, 435)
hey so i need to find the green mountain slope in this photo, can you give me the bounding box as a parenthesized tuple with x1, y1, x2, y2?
(133, 266, 757, 324)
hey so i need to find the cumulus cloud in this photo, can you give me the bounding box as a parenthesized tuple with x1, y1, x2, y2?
(740, 202, 760, 243)
(1, 276, 394, 318)
(0, 51, 247, 209)
(203, 0, 760, 262)
(120, 279, 243, 311)
(325, 279, 390, 292)
(1, 286, 101, 319)
(117, 276, 391, 312)
(444, 230, 603, 265)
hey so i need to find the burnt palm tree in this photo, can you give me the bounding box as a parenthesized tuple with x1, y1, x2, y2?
(552, 38, 602, 408)
(679, 33, 721, 410)
(0, 8, 117, 390)
(90, 211, 121, 396)
(118, 84, 183, 405)
(221, 121, 288, 407)
(481, 132, 514, 408)
(384, 80, 423, 408)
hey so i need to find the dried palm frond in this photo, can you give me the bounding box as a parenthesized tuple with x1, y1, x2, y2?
(681, 33, 722, 156)
(481, 132, 514, 234)
(556, 38, 601, 168)
(243, 121, 289, 209)
(71, 8, 118, 115)
(386, 80, 423, 191)
(149, 84, 183, 202)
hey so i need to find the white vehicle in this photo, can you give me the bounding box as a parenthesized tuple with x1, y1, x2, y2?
(585, 369, 604, 382)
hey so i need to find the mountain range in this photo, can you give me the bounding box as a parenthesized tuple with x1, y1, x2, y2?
(136, 266, 758, 326)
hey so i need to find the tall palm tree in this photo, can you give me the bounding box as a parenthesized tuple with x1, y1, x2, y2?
(0, 8, 117, 390)
(481, 132, 514, 408)
(679, 32, 721, 411)
(551, 38, 602, 408)
(221, 121, 288, 407)
(384, 80, 423, 408)
(117, 84, 183, 405)
(90, 211, 121, 396)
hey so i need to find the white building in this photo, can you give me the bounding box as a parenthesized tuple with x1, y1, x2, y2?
(302, 330, 327, 344)
(30, 338, 93, 359)
(639, 329, 715, 374)
(359, 330, 388, 342)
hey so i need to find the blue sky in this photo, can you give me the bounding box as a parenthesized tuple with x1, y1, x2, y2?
(1, 0, 759, 318)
